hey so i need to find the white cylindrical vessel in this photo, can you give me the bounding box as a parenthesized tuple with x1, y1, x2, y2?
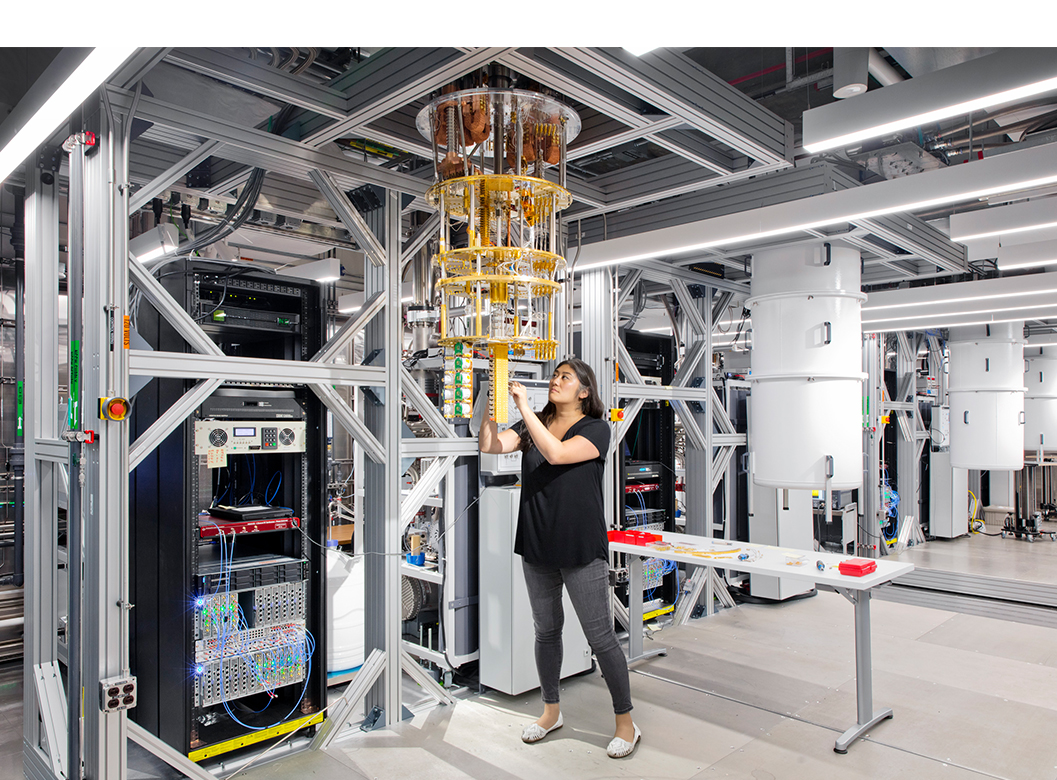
(948, 322, 1025, 470)
(748, 244, 866, 490)
(326, 548, 365, 675)
(1025, 348, 1057, 452)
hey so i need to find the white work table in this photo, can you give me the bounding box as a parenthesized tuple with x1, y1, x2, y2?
(610, 530, 914, 754)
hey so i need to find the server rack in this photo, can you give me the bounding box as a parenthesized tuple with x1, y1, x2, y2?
(615, 330, 678, 607)
(128, 261, 327, 760)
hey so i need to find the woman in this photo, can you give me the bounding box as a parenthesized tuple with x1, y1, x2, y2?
(479, 358, 641, 758)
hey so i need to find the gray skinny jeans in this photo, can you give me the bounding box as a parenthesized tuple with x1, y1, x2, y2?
(521, 557, 633, 714)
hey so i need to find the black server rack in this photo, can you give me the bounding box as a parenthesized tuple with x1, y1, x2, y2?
(129, 261, 327, 761)
(615, 330, 678, 607)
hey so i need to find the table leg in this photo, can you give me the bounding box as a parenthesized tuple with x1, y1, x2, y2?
(625, 554, 666, 663)
(834, 589, 893, 753)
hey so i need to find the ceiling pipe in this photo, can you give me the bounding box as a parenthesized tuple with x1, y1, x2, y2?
(868, 49, 905, 87)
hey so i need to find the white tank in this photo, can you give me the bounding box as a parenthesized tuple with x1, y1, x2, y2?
(948, 322, 1025, 470)
(1025, 349, 1057, 452)
(748, 244, 866, 490)
(326, 548, 365, 675)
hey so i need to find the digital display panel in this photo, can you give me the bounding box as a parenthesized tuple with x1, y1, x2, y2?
(233, 427, 256, 438)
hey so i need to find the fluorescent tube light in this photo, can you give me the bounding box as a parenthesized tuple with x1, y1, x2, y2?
(129, 223, 179, 262)
(0, 47, 137, 185)
(276, 257, 341, 283)
(576, 141, 1057, 272)
(861, 272, 1057, 331)
(624, 47, 659, 57)
(950, 197, 1057, 242)
(996, 239, 1057, 270)
(803, 48, 1057, 154)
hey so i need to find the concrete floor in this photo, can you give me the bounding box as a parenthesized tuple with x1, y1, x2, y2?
(891, 519, 1057, 584)
(4, 530, 1057, 779)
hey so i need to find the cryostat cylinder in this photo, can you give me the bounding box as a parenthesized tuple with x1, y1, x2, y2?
(947, 322, 1025, 470)
(748, 244, 865, 490)
(1024, 349, 1057, 452)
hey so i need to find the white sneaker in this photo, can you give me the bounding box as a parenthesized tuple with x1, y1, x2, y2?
(606, 723, 641, 758)
(521, 712, 563, 743)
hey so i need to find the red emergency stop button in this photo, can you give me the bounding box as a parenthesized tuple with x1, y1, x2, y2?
(99, 397, 130, 421)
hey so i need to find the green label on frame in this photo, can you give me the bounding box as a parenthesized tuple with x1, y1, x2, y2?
(15, 381, 23, 437)
(69, 340, 80, 431)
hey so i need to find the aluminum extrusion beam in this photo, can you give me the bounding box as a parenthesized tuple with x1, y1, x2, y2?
(553, 48, 790, 165)
(632, 260, 749, 296)
(649, 131, 733, 176)
(309, 169, 386, 266)
(577, 163, 835, 244)
(128, 258, 226, 356)
(614, 339, 645, 385)
(127, 722, 215, 780)
(400, 213, 441, 274)
(574, 160, 789, 220)
(81, 101, 130, 780)
(166, 48, 349, 120)
(310, 382, 386, 465)
(400, 455, 457, 531)
(129, 349, 385, 385)
(615, 269, 643, 313)
(23, 163, 65, 779)
(111, 48, 171, 91)
(670, 279, 709, 337)
(672, 400, 708, 452)
(613, 397, 645, 452)
(313, 292, 385, 364)
(128, 140, 224, 213)
(671, 340, 708, 388)
(399, 365, 455, 439)
(568, 117, 684, 161)
(615, 383, 712, 402)
(303, 48, 514, 147)
(106, 89, 428, 196)
(401, 438, 479, 458)
(129, 379, 224, 471)
(33, 439, 68, 464)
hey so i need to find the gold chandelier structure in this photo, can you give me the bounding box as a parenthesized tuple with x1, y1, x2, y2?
(416, 87, 580, 422)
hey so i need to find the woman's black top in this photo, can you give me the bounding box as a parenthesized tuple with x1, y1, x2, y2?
(512, 416, 611, 568)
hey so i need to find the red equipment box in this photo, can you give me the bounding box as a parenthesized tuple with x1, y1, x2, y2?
(199, 516, 300, 538)
(838, 558, 877, 577)
(608, 529, 662, 545)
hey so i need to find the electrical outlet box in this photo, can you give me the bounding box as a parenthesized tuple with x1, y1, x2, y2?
(100, 676, 137, 713)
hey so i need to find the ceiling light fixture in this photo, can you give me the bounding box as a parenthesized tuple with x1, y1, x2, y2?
(803, 48, 1057, 154)
(576, 140, 1057, 271)
(950, 197, 1057, 243)
(129, 223, 179, 263)
(0, 47, 138, 186)
(275, 257, 341, 283)
(624, 46, 659, 57)
(861, 272, 1057, 331)
(996, 239, 1057, 271)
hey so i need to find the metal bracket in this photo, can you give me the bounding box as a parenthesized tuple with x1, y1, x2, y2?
(447, 595, 479, 610)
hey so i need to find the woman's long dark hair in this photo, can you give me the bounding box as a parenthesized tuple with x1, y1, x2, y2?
(518, 358, 605, 451)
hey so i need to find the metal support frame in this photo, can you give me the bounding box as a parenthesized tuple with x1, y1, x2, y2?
(862, 334, 884, 557)
(832, 588, 893, 753)
(361, 190, 403, 727)
(580, 269, 616, 527)
(308, 169, 385, 266)
(127, 722, 216, 780)
(886, 332, 928, 556)
(310, 648, 387, 751)
(79, 93, 132, 780)
(24, 159, 66, 780)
